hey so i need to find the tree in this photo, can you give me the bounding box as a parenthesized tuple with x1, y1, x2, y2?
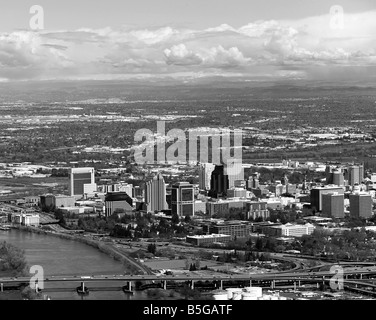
(0, 242, 28, 276)
(172, 213, 180, 225)
(147, 243, 157, 255)
(21, 286, 42, 300)
(255, 238, 263, 251)
(245, 237, 253, 250)
(189, 263, 197, 271)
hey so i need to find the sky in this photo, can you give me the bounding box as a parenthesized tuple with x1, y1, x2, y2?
(0, 0, 376, 82)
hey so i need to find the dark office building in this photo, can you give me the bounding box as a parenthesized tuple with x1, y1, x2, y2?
(209, 165, 229, 198)
(310, 187, 344, 212)
(171, 182, 194, 217)
(349, 193, 372, 219)
(322, 193, 345, 218)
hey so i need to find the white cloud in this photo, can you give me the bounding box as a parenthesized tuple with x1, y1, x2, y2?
(164, 44, 203, 66)
(1, 10, 376, 81)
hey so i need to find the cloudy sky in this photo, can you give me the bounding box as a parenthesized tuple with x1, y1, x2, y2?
(1, 0, 376, 82)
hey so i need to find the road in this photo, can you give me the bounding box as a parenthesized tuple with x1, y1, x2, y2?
(2, 265, 376, 284)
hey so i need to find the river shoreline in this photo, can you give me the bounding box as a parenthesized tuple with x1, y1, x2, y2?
(12, 225, 149, 275)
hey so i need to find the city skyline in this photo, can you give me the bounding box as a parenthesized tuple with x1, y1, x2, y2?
(1, 0, 376, 304)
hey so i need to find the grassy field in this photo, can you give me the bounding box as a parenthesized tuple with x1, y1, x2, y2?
(0, 177, 68, 199)
(143, 258, 223, 271)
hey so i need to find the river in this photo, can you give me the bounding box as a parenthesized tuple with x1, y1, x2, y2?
(0, 229, 147, 300)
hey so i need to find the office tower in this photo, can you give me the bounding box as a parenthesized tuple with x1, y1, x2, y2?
(310, 186, 345, 212)
(247, 173, 260, 190)
(322, 193, 345, 218)
(325, 165, 336, 184)
(348, 165, 364, 186)
(171, 182, 195, 217)
(145, 174, 167, 213)
(349, 193, 372, 219)
(360, 165, 364, 184)
(69, 167, 96, 197)
(133, 186, 144, 200)
(105, 192, 133, 217)
(198, 163, 215, 190)
(209, 165, 229, 198)
(226, 161, 244, 188)
(118, 183, 133, 198)
(332, 170, 344, 187)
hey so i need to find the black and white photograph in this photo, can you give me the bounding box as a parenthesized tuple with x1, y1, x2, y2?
(0, 0, 376, 309)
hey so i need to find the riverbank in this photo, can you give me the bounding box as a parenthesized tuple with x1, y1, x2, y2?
(13, 225, 152, 275)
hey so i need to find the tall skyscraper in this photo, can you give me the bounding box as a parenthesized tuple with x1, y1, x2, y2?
(349, 193, 372, 219)
(69, 167, 96, 198)
(145, 174, 167, 212)
(171, 182, 195, 217)
(198, 163, 215, 190)
(348, 165, 364, 186)
(322, 193, 345, 218)
(332, 170, 344, 186)
(209, 165, 229, 198)
(145, 174, 167, 213)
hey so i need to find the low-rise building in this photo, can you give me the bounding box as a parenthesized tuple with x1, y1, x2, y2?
(186, 234, 232, 246)
(263, 223, 315, 237)
(203, 220, 252, 239)
(12, 213, 40, 227)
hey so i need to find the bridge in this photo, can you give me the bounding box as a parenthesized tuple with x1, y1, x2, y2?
(2, 264, 376, 295)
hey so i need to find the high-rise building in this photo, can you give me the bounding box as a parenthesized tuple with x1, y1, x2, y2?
(310, 186, 345, 212)
(225, 161, 244, 188)
(198, 163, 215, 190)
(171, 182, 195, 217)
(325, 165, 336, 184)
(69, 167, 96, 198)
(118, 183, 133, 198)
(349, 193, 372, 219)
(133, 186, 144, 200)
(145, 174, 167, 213)
(322, 193, 345, 218)
(332, 170, 345, 187)
(247, 173, 260, 190)
(348, 165, 364, 186)
(209, 165, 229, 198)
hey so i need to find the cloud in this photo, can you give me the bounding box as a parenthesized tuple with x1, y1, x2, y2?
(1, 10, 376, 81)
(164, 44, 203, 66)
(0, 31, 72, 79)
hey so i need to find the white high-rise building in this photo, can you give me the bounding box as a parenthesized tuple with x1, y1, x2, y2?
(225, 161, 244, 188)
(69, 167, 96, 198)
(199, 163, 215, 190)
(145, 174, 168, 213)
